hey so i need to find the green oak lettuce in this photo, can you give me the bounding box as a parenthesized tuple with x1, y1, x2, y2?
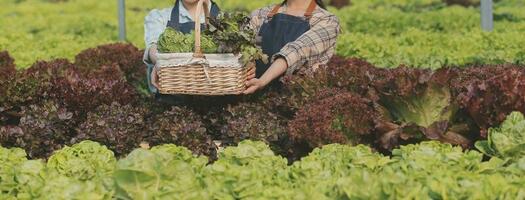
(476, 111, 525, 161)
(158, 12, 267, 65)
(114, 144, 208, 200)
(1, 145, 112, 200)
(4, 140, 525, 199)
(157, 28, 217, 54)
(373, 67, 471, 150)
(202, 141, 292, 199)
(47, 141, 116, 181)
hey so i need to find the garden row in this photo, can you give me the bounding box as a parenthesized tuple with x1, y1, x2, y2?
(2, 0, 524, 68)
(333, 0, 525, 68)
(1, 43, 525, 161)
(2, 109, 525, 200)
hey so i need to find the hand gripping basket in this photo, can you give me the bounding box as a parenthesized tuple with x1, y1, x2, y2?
(157, 0, 254, 95)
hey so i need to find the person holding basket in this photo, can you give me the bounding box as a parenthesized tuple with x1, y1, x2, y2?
(144, 0, 228, 103)
(244, 0, 340, 94)
(146, 0, 259, 102)
(145, 0, 339, 98)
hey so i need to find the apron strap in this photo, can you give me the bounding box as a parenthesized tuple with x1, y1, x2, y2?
(267, 0, 317, 20)
(267, 4, 282, 19)
(209, 0, 221, 17)
(171, 0, 218, 24)
(202, 0, 210, 27)
(304, 0, 317, 20)
(168, 0, 182, 27)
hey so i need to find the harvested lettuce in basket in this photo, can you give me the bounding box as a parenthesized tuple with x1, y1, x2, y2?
(206, 12, 267, 63)
(157, 27, 218, 54)
(157, 12, 268, 64)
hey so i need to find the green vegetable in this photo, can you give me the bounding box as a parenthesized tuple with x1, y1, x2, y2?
(0, 146, 30, 197)
(157, 27, 217, 54)
(206, 12, 268, 64)
(157, 12, 268, 65)
(47, 141, 117, 181)
(202, 141, 291, 199)
(114, 144, 209, 200)
(1, 145, 113, 200)
(3, 140, 525, 199)
(476, 112, 525, 161)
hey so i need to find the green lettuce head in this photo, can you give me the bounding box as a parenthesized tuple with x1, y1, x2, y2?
(47, 141, 116, 181)
(476, 112, 525, 161)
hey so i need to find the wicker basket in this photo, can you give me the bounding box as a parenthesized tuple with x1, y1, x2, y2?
(157, 0, 254, 95)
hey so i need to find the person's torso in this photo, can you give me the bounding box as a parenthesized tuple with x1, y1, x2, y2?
(166, 0, 220, 34)
(254, 2, 317, 80)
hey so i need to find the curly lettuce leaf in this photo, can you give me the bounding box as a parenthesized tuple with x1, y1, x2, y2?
(114, 145, 208, 200)
(157, 28, 217, 54)
(476, 111, 525, 161)
(381, 83, 453, 127)
(203, 140, 290, 199)
(47, 141, 116, 181)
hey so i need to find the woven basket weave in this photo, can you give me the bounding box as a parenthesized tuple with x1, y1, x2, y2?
(157, 0, 253, 95)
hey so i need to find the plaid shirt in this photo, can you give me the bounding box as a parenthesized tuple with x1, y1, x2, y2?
(250, 5, 341, 75)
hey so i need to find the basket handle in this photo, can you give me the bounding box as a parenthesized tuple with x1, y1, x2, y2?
(193, 0, 211, 58)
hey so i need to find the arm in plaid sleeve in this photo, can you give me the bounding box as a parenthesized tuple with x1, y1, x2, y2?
(274, 12, 340, 75)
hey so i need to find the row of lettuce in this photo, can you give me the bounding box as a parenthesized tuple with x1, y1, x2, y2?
(2, 42, 525, 161)
(333, 0, 525, 69)
(2, 109, 525, 199)
(1, 0, 524, 67)
(0, 41, 525, 160)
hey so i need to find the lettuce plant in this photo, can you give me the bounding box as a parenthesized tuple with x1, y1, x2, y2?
(372, 67, 471, 150)
(289, 89, 377, 148)
(53, 65, 138, 115)
(0, 59, 72, 112)
(220, 102, 287, 146)
(114, 144, 208, 200)
(205, 12, 267, 63)
(47, 140, 117, 181)
(476, 112, 525, 161)
(452, 65, 525, 137)
(1, 100, 75, 158)
(74, 103, 147, 156)
(0, 146, 29, 195)
(0, 51, 15, 124)
(4, 139, 525, 199)
(158, 28, 217, 54)
(443, 0, 480, 6)
(146, 106, 216, 158)
(277, 56, 378, 113)
(202, 141, 291, 199)
(74, 43, 146, 89)
(290, 144, 390, 199)
(0, 51, 16, 78)
(1, 148, 113, 200)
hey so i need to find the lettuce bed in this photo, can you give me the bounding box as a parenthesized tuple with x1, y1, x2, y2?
(1, 0, 524, 68)
(1, 138, 524, 199)
(2, 0, 525, 198)
(2, 44, 525, 160)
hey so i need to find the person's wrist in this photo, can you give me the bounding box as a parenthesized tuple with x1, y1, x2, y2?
(260, 76, 272, 87)
(149, 44, 158, 64)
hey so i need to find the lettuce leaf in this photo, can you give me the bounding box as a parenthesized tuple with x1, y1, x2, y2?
(114, 145, 208, 200)
(47, 141, 116, 181)
(475, 111, 525, 161)
(157, 28, 217, 54)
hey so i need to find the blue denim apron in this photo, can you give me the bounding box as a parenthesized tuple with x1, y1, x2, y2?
(255, 0, 316, 87)
(152, 0, 220, 104)
(167, 0, 220, 34)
